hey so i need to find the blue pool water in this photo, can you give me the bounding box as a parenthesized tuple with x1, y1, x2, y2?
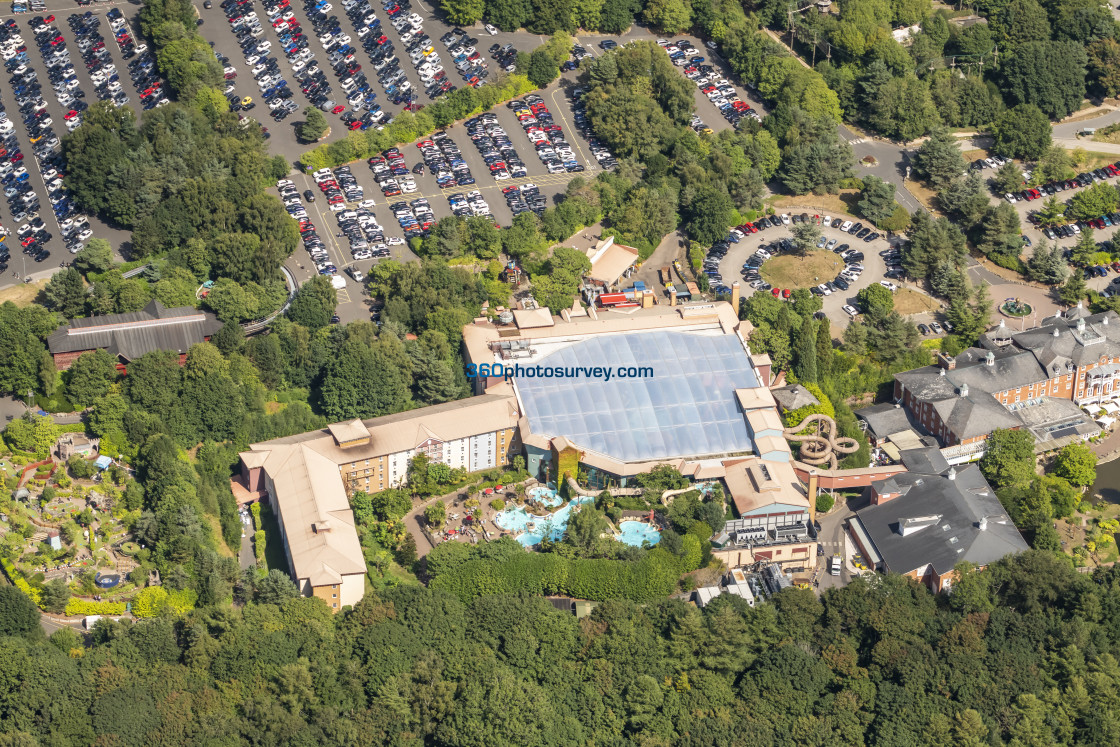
(526, 485, 563, 508)
(616, 521, 661, 547)
(496, 495, 594, 546)
(496, 498, 662, 547)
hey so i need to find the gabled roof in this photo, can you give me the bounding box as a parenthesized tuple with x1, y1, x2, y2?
(47, 300, 222, 360)
(242, 443, 365, 586)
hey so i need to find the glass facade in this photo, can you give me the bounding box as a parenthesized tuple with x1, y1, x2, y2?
(516, 331, 759, 463)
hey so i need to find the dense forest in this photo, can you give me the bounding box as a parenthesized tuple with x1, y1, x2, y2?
(2, 550, 1120, 745)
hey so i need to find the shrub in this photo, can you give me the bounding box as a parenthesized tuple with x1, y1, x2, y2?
(490, 498, 506, 512)
(254, 529, 266, 565)
(64, 598, 126, 616)
(250, 501, 262, 531)
(816, 494, 835, 513)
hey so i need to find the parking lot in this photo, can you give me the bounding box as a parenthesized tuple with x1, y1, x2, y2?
(710, 213, 899, 329)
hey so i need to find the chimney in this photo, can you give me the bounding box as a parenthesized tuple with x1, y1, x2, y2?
(939, 368, 946, 377)
(937, 353, 956, 370)
(1054, 328, 1061, 337)
(669, 289, 677, 307)
(641, 290, 654, 308)
(947, 466, 956, 481)
(731, 281, 741, 309)
(978, 516, 987, 532)
(313, 520, 332, 533)
(1104, 316, 1110, 325)
(958, 383, 969, 398)
(807, 471, 819, 522)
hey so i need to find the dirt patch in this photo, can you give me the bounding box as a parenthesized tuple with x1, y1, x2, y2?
(0, 279, 46, 306)
(903, 178, 944, 216)
(768, 190, 861, 217)
(265, 401, 284, 414)
(962, 150, 988, 163)
(894, 287, 940, 316)
(973, 253, 1032, 283)
(761, 251, 842, 289)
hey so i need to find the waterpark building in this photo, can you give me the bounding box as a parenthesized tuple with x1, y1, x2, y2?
(462, 300, 774, 488)
(47, 300, 223, 371)
(239, 391, 520, 610)
(892, 308, 1113, 461)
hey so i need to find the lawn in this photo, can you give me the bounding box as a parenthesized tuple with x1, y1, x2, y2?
(893, 288, 940, 316)
(0, 279, 46, 307)
(761, 251, 842, 289)
(768, 190, 861, 217)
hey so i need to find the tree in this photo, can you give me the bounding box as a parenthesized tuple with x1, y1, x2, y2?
(993, 161, 1026, 195)
(857, 175, 898, 227)
(599, 0, 639, 32)
(1068, 182, 1119, 220)
(40, 578, 69, 614)
(488, 0, 532, 30)
(1070, 229, 1098, 267)
(1088, 38, 1120, 98)
(991, 104, 1052, 160)
(1053, 442, 1096, 486)
(937, 172, 989, 227)
(793, 319, 818, 383)
(866, 73, 939, 142)
(73, 238, 114, 275)
(319, 337, 412, 420)
(287, 275, 337, 330)
(1035, 195, 1068, 227)
(857, 283, 894, 315)
(4, 413, 59, 454)
(526, 49, 559, 88)
(979, 428, 1035, 489)
(1036, 146, 1075, 183)
(912, 126, 966, 189)
(255, 568, 300, 605)
(975, 202, 1023, 259)
(65, 349, 119, 408)
(1025, 241, 1068, 284)
(642, 0, 690, 32)
(1001, 41, 1087, 120)
(42, 268, 86, 319)
(684, 187, 734, 245)
(0, 586, 38, 636)
(565, 504, 610, 552)
(789, 221, 823, 256)
(440, 0, 485, 25)
(1059, 269, 1088, 306)
(424, 499, 447, 528)
(299, 107, 328, 142)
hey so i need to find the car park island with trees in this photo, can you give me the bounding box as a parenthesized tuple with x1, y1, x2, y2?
(3, 0, 1120, 742)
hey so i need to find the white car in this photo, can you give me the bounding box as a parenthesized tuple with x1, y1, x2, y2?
(843, 304, 859, 317)
(822, 216, 832, 227)
(1005, 192, 1018, 203)
(879, 280, 898, 292)
(485, 23, 498, 35)
(780, 213, 791, 225)
(816, 284, 831, 296)
(839, 220, 853, 231)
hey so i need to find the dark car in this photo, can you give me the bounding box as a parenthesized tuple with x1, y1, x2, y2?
(303, 189, 315, 202)
(832, 277, 849, 290)
(917, 323, 930, 335)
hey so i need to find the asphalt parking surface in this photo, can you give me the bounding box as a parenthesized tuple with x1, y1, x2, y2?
(714, 216, 894, 329)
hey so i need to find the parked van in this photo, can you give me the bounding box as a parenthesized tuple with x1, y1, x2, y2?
(829, 555, 841, 576)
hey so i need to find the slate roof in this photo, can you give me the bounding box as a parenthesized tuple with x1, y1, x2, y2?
(1012, 310, 1120, 372)
(855, 452, 1028, 577)
(47, 300, 223, 361)
(771, 384, 819, 413)
(855, 403, 918, 440)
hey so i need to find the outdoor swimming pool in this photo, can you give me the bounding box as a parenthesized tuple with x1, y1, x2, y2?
(526, 485, 563, 508)
(616, 521, 661, 547)
(495, 497, 662, 547)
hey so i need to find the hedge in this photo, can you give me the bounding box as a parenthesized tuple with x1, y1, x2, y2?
(1, 557, 41, 606)
(250, 501, 262, 531)
(299, 74, 537, 171)
(254, 529, 266, 565)
(429, 548, 683, 603)
(65, 598, 126, 616)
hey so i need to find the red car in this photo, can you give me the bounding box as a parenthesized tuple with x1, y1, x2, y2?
(771, 287, 780, 297)
(331, 105, 345, 114)
(63, 110, 78, 120)
(782, 289, 791, 299)
(348, 120, 362, 130)
(44, 14, 54, 22)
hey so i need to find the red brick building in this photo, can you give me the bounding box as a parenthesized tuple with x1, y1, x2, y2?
(892, 307, 1112, 450)
(46, 300, 223, 371)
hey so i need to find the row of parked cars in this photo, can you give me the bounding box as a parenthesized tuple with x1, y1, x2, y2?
(310, 165, 365, 211)
(511, 95, 582, 174)
(501, 182, 547, 217)
(465, 112, 527, 181)
(368, 147, 416, 196)
(281, 178, 338, 275)
(334, 0, 401, 114)
(666, 38, 759, 128)
(27, 14, 84, 128)
(416, 130, 476, 187)
(336, 204, 392, 261)
(438, 25, 486, 90)
(1007, 163, 1120, 204)
(570, 88, 616, 171)
(448, 190, 492, 221)
(390, 198, 435, 240)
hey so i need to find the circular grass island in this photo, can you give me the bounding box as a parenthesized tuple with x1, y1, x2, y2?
(1000, 298, 1032, 317)
(760, 251, 844, 290)
(118, 542, 141, 556)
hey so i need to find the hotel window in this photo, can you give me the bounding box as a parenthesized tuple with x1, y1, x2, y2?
(332, 593, 337, 598)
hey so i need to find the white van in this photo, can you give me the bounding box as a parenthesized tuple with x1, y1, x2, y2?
(829, 555, 841, 576)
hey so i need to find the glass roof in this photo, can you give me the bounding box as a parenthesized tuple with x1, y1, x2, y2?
(515, 330, 759, 462)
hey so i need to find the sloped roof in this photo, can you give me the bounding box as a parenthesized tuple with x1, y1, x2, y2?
(47, 300, 222, 359)
(771, 384, 819, 412)
(856, 455, 1028, 577)
(242, 443, 366, 586)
